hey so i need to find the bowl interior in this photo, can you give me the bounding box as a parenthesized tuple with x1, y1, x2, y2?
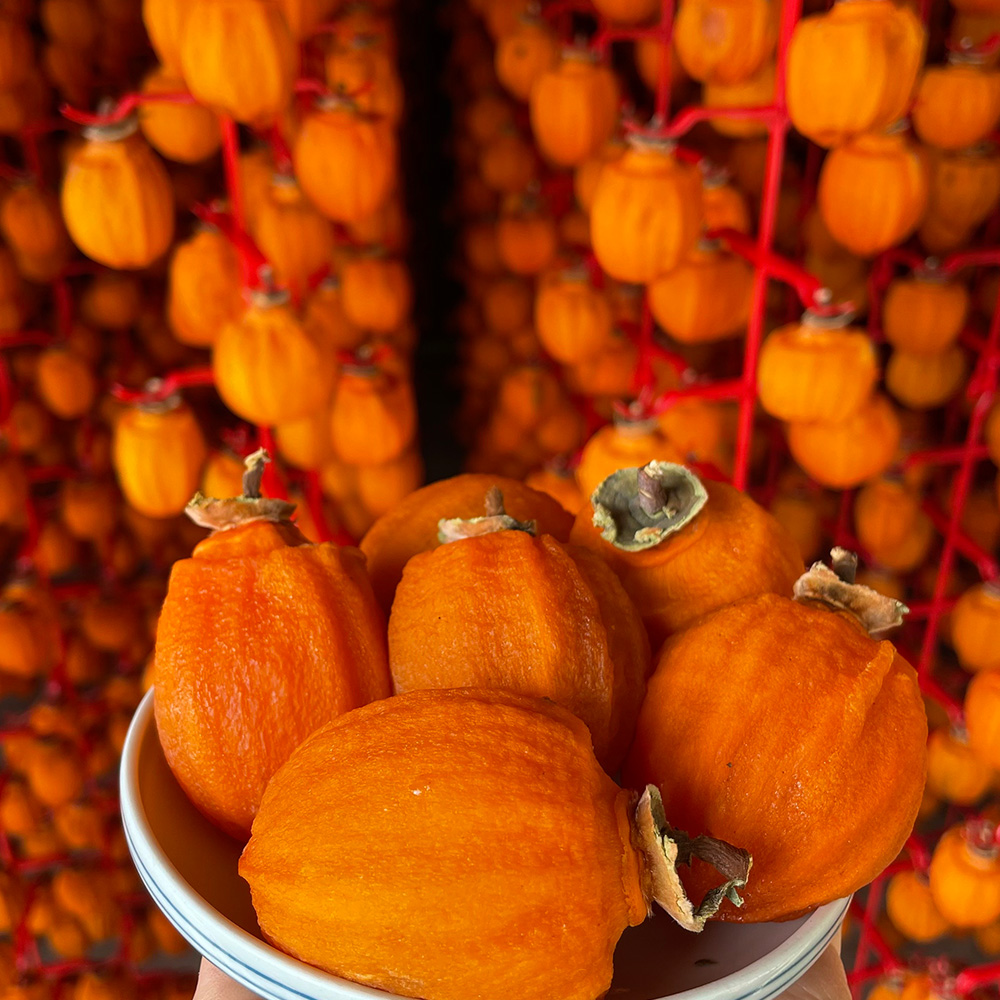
(131, 694, 829, 1000)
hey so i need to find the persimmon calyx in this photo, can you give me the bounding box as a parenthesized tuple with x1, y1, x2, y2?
(793, 547, 908, 637)
(82, 111, 139, 144)
(186, 448, 295, 531)
(437, 486, 537, 543)
(963, 818, 1000, 860)
(634, 785, 752, 933)
(134, 381, 183, 415)
(592, 461, 708, 551)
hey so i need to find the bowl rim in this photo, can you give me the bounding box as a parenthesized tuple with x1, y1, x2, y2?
(122, 690, 395, 1000)
(121, 689, 850, 1000)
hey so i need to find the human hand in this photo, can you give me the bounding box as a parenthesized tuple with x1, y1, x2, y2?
(191, 934, 852, 1000)
(192, 958, 261, 1000)
(778, 933, 851, 1000)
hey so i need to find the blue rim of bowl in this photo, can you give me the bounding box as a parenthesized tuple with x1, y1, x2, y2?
(124, 825, 342, 1000)
(120, 694, 394, 1000)
(125, 825, 846, 1000)
(121, 691, 850, 1000)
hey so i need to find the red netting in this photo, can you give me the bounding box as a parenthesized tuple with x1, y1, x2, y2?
(0, 78, 354, 1000)
(454, 0, 1000, 994)
(3, 1, 1000, 997)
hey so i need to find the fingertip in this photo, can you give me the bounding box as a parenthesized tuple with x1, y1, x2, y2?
(192, 958, 262, 1000)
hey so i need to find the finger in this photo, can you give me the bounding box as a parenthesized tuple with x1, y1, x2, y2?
(775, 940, 851, 1000)
(192, 957, 262, 1000)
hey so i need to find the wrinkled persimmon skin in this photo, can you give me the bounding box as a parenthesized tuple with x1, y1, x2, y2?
(154, 519, 391, 840)
(388, 531, 651, 771)
(570, 479, 804, 649)
(240, 688, 648, 1000)
(624, 593, 927, 922)
(360, 474, 575, 613)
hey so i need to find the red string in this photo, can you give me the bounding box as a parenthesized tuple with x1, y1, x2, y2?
(956, 962, 1000, 996)
(942, 247, 1000, 274)
(730, 0, 801, 493)
(904, 443, 992, 468)
(907, 656, 966, 727)
(628, 103, 782, 140)
(190, 201, 269, 285)
(649, 377, 743, 413)
(109, 366, 217, 404)
(708, 227, 837, 312)
(218, 115, 253, 290)
(256, 426, 288, 501)
(850, 876, 902, 988)
(59, 91, 197, 126)
(262, 124, 294, 174)
(916, 385, 999, 676)
(301, 470, 334, 543)
(904, 833, 932, 872)
(653, 0, 675, 123)
(922, 500, 1000, 582)
(906, 598, 960, 621)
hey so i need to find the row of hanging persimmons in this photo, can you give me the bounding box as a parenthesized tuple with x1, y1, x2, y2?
(2, 0, 1000, 994)
(0, 677, 197, 1000)
(442, 0, 1000, 987)
(0, 0, 423, 544)
(446, 0, 1000, 635)
(450, 0, 1000, 492)
(0, 0, 421, 997)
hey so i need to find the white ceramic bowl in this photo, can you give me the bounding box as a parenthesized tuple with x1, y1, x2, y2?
(120, 690, 850, 1000)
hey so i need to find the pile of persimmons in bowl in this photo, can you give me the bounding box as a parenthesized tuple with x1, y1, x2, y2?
(129, 449, 927, 1000)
